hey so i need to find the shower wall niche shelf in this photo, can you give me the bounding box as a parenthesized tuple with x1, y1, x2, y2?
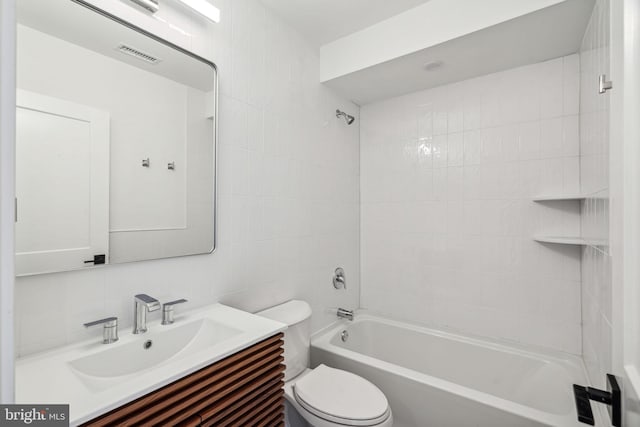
(532, 195, 585, 202)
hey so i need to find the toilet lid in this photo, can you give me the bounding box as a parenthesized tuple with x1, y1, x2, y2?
(293, 364, 390, 426)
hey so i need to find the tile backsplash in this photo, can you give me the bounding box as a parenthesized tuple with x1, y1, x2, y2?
(15, 0, 360, 356)
(580, 0, 612, 391)
(360, 55, 583, 354)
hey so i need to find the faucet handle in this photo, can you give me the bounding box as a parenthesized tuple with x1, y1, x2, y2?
(333, 267, 346, 290)
(84, 317, 117, 327)
(162, 299, 188, 325)
(84, 317, 119, 344)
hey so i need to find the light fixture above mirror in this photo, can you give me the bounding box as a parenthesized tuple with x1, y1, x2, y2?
(127, 0, 221, 23)
(177, 0, 221, 23)
(129, 0, 160, 13)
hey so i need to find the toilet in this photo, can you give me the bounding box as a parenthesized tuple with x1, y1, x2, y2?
(258, 300, 393, 427)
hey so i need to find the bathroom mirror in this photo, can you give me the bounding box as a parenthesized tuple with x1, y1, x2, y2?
(15, 0, 217, 276)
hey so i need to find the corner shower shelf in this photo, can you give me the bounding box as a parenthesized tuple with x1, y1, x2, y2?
(533, 195, 586, 246)
(533, 236, 587, 245)
(532, 195, 586, 202)
(534, 236, 609, 246)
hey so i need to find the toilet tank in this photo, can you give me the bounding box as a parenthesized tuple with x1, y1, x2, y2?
(257, 300, 312, 381)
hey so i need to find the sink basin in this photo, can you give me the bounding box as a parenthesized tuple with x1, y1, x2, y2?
(69, 319, 241, 379)
(16, 303, 286, 425)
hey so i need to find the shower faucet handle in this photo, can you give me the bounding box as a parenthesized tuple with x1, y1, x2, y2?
(161, 299, 188, 325)
(333, 267, 346, 289)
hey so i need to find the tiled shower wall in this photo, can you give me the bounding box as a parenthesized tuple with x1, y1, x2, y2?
(360, 56, 583, 354)
(14, 0, 360, 356)
(580, 0, 612, 389)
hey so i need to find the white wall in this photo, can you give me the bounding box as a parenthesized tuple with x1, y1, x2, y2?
(580, 0, 612, 390)
(360, 55, 582, 354)
(14, 0, 360, 356)
(0, 0, 16, 403)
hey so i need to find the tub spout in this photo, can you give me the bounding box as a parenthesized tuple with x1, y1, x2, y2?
(337, 308, 354, 321)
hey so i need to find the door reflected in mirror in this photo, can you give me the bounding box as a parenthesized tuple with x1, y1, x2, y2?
(15, 0, 217, 276)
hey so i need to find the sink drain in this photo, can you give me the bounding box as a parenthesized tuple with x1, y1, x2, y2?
(143, 340, 153, 350)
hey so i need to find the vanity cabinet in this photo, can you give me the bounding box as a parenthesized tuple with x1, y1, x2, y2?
(81, 334, 285, 427)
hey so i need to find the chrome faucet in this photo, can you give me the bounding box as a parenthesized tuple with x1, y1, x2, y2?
(133, 294, 160, 334)
(337, 308, 354, 321)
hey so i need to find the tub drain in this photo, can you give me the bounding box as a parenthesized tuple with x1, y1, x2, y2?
(341, 330, 349, 342)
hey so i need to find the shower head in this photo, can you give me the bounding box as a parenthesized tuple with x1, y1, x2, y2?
(336, 109, 355, 125)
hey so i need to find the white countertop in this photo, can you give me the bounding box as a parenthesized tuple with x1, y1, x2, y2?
(15, 304, 287, 426)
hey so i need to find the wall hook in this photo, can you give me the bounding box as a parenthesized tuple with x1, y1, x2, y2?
(142, 158, 150, 167)
(599, 74, 613, 94)
(168, 162, 175, 171)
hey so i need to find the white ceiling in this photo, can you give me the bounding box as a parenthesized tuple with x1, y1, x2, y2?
(322, 0, 595, 104)
(259, 0, 433, 46)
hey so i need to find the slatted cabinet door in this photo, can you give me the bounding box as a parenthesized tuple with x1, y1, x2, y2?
(82, 334, 285, 427)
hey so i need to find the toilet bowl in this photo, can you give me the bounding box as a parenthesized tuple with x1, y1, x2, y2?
(285, 366, 392, 427)
(258, 300, 393, 427)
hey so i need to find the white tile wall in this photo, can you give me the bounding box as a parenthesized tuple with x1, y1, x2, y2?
(580, 0, 612, 390)
(15, 0, 360, 356)
(360, 56, 583, 354)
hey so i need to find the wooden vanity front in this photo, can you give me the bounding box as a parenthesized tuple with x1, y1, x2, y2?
(81, 333, 285, 427)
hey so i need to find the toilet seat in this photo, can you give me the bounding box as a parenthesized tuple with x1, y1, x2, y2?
(292, 364, 391, 426)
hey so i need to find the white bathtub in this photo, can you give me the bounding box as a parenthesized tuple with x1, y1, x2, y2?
(311, 314, 598, 427)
